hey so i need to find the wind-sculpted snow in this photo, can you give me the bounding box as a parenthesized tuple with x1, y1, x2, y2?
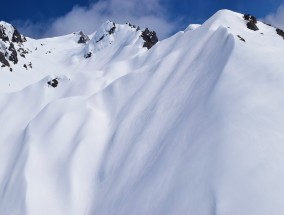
(1, 9, 284, 215)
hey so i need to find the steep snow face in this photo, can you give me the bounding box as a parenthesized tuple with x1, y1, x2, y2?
(1, 9, 284, 215)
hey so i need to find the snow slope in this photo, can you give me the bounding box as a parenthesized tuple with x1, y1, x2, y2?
(1, 9, 284, 215)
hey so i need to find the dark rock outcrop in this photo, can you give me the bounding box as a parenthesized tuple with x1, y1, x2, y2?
(250, 16, 257, 24)
(0, 25, 9, 42)
(127, 23, 136, 29)
(243, 14, 257, 23)
(237, 35, 246, 42)
(48, 79, 59, 88)
(247, 21, 259, 31)
(18, 48, 29, 54)
(0, 52, 10, 67)
(141, 28, 158, 49)
(0, 22, 27, 68)
(12, 27, 26, 43)
(95, 21, 116, 43)
(8, 43, 18, 64)
(0, 23, 26, 43)
(77, 31, 90, 44)
(96, 35, 105, 43)
(243, 14, 250, 21)
(243, 14, 259, 31)
(127, 23, 140, 32)
(108, 23, 116, 35)
(276, 28, 284, 39)
(84, 52, 92, 58)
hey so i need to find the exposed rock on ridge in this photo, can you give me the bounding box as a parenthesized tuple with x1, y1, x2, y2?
(141, 28, 158, 49)
(0, 22, 27, 68)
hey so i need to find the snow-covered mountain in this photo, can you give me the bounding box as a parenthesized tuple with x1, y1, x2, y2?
(1, 9, 284, 215)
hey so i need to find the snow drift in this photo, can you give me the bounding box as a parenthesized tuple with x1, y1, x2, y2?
(1, 9, 284, 215)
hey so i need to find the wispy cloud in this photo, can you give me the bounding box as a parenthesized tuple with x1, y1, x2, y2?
(14, 0, 179, 40)
(264, 4, 284, 29)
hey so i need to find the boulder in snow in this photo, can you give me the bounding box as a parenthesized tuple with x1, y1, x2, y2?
(47, 78, 59, 88)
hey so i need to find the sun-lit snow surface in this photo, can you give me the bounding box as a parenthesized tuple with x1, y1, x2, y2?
(1, 9, 284, 215)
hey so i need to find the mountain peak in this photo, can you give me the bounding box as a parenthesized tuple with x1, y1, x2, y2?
(0, 21, 26, 43)
(83, 21, 158, 58)
(0, 21, 29, 70)
(2, 9, 284, 215)
(93, 20, 116, 43)
(201, 9, 245, 31)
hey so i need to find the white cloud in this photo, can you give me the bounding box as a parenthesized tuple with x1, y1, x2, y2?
(16, 0, 179, 40)
(264, 4, 284, 29)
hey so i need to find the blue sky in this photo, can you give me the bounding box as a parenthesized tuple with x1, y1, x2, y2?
(2, 0, 284, 39)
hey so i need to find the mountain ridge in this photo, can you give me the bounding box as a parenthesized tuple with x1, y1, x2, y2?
(1, 9, 284, 215)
